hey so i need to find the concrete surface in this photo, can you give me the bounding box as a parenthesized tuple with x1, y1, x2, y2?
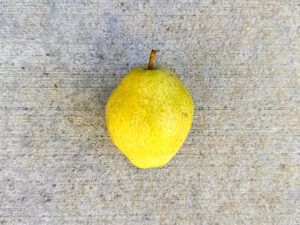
(0, 0, 299, 224)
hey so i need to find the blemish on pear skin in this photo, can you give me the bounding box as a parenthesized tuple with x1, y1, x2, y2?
(182, 112, 188, 118)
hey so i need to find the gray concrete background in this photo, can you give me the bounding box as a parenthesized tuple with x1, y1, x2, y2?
(0, 0, 299, 224)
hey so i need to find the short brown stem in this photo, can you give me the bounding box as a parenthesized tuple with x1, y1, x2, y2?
(147, 50, 157, 70)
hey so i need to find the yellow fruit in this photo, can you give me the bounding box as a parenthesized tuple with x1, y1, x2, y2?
(106, 51, 194, 168)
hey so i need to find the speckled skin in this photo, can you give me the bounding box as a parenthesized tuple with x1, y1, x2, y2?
(106, 65, 194, 168)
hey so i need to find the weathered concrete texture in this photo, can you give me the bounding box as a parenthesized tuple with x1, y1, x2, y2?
(0, 0, 299, 224)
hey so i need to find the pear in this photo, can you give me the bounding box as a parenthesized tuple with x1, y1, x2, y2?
(106, 50, 194, 168)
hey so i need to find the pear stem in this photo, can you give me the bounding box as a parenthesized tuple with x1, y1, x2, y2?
(147, 50, 157, 70)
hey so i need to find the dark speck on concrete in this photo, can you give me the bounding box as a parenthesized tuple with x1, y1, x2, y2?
(280, 164, 286, 169)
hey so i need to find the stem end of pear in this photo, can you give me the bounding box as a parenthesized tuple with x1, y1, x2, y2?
(147, 50, 157, 70)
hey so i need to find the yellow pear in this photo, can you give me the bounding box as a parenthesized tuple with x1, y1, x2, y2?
(106, 50, 194, 168)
